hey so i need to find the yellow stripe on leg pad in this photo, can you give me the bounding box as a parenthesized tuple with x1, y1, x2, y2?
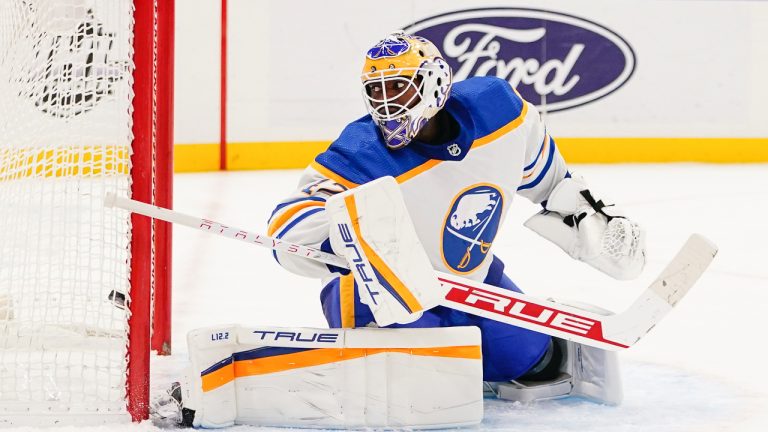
(344, 194, 423, 313)
(200, 344, 483, 392)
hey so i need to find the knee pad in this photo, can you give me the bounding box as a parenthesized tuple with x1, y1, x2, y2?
(479, 317, 551, 381)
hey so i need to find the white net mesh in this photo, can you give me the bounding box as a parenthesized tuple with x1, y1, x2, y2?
(0, 0, 136, 420)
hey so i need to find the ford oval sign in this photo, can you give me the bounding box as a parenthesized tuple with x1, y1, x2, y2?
(404, 8, 636, 112)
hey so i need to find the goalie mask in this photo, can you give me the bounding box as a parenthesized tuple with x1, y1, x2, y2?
(361, 32, 452, 149)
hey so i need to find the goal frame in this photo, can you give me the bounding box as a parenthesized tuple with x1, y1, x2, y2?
(128, 0, 174, 422)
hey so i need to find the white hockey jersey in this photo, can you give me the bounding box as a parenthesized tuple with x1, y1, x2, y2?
(268, 76, 569, 286)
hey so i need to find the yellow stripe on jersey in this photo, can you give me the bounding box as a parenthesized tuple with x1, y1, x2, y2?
(394, 102, 530, 184)
(395, 159, 442, 184)
(471, 101, 529, 150)
(344, 195, 423, 314)
(309, 161, 359, 189)
(267, 200, 326, 236)
(522, 133, 549, 179)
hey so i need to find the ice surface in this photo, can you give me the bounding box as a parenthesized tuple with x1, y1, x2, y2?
(10, 164, 768, 431)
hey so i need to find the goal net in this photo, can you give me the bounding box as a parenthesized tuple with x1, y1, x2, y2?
(0, 0, 172, 425)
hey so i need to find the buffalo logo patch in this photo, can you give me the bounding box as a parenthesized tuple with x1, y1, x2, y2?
(442, 184, 504, 273)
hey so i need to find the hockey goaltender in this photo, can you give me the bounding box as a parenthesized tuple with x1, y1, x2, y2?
(148, 32, 715, 429)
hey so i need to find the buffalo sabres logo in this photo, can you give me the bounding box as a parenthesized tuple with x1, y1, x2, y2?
(441, 184, 504, 273)
(366, 36, 410, 60)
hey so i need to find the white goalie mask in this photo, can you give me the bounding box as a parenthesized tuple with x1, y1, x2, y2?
(361, 32, 452, 149)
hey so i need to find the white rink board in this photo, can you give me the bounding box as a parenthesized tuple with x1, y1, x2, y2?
(174, 0, 221, 144)
(173, 0, 768, 145)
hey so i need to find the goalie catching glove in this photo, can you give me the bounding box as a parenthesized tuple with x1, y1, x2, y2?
(525, 175, 646, 280)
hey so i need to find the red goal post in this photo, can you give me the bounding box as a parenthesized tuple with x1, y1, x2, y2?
(129, 0, 174, 422)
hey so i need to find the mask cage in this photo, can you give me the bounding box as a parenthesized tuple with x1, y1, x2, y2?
(361, 67, 427, 121)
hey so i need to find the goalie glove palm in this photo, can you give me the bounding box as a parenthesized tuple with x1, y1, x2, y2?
(525, 176, 646, 280)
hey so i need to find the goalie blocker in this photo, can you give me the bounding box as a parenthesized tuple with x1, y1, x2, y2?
(325, 176, 445, 327)
(176, 325, 483, 429)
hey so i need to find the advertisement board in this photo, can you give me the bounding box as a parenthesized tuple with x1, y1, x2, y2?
(173, 0, 768, 170)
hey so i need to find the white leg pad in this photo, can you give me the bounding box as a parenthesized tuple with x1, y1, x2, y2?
(571, 339, 622, 405)
(185, 325, 484, 429)
(496, 300, 623, 405)
(0, 294, 13, 320)
(495, 339, 622, 405)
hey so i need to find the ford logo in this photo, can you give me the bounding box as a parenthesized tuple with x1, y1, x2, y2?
(404, 8, 636, 112)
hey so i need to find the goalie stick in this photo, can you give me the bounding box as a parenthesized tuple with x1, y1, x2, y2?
(105, 193, 717, 351)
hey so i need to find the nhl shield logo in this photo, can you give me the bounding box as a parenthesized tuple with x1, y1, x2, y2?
(447, 143, 461, 157)
(441, 184, 504, 274)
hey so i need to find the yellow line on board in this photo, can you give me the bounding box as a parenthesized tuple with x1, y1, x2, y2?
(172, 138, 768, 172)
(174, 143, 220, 172)
(5, 138, 766, 180)
(172, 141, 331, 172)
(0, 146, 130, 180)
(556, 138, 768, 163)
(228, 141, 331, 170)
